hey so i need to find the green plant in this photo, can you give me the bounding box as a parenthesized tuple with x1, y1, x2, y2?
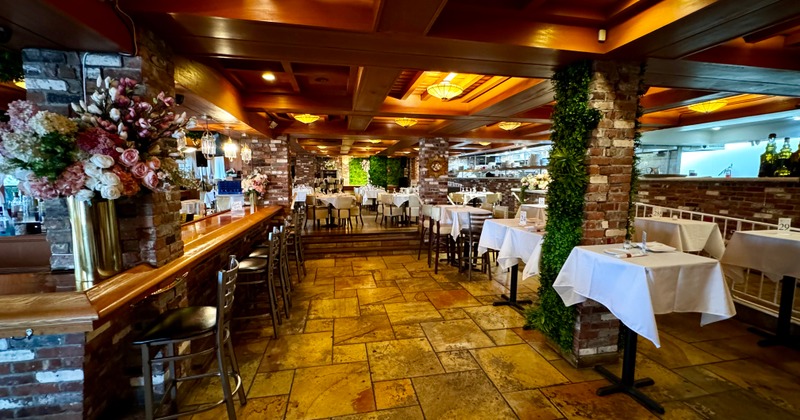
(368, 156, 387, 188)
(386, 158, 402, 186)
(0, 50, 23, 84)
(525, 61, 602, 351)
(349, 157, 369, 185)
(627, 64, 647, 239)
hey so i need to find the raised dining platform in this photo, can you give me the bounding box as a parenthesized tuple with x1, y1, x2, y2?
(0, 206, 283, 418)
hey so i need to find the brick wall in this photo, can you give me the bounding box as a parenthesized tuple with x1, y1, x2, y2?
(295, 153, 316, 186)
(639, 178, 800, 222)
(568, 61, 642, 368)
(418, 138, 449, 204)
(246, 138, 291, 210)
(117, 191, 184, 268)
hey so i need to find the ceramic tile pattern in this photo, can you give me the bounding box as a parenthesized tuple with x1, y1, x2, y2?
(169, 253, 800, 420)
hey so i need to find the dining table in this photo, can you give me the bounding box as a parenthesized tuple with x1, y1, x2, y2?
(515, 203, 548, 223)
(554, 244, 736, 414)
(634, 216, 726, 259)
(438, 205, 493, 240)
(721, 229, 800, 348)
(477, 219, 545, 309)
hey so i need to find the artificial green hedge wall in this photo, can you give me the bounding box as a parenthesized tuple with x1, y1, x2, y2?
(349, 158, 369, 185)
(525, 61, 602, 350)
(387, 158, 403, 186)
(369, 156, 388, 188)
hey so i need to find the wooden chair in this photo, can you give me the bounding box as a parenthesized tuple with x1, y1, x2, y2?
(457, 212, 493, 281)
(418, 204, 433, 265)
(431, 206, 454, 274)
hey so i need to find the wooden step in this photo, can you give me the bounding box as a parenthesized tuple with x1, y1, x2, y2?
(299, 231, 423, 258)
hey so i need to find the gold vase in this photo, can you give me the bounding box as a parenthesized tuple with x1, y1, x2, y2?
(66, 196, 123, 287)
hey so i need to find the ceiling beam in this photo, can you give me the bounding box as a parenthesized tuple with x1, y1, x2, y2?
(281, 62, 301, 93)
(742, 15, 800, 43)
(375, 0, 448, 35)
(644, 58, 800, 96)
(349, 67, 404, 131)
(379, 138, 420, 156)
(609, 0, 800, 59)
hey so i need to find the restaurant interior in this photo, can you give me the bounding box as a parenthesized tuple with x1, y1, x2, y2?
(1, 0, 800, 419)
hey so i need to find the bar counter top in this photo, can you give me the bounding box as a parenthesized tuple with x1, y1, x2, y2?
(0, 205, 282, 337)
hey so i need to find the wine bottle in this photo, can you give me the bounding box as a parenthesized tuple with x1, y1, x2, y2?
(758, 133, 778, 178)
(774, 137, 792, 177)
(789, 142, 800, 177)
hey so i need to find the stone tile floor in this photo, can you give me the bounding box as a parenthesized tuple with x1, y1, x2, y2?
(177, 254, 800, 419)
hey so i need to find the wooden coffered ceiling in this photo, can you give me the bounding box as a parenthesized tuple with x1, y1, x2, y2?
(3, 0, 800, 156)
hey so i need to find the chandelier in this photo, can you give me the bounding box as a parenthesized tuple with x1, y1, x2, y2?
(294, 114, 320, 124)
(223, 128, 237, 161)
(498, 121, 522, 131)
(687, 100, 727, 113)
(479, 142, 491, 146)
(200, 115, 216, 160)
(427, 81, 463, 100)
(395, 117, 418, 128)
(240, 133, 252, 164)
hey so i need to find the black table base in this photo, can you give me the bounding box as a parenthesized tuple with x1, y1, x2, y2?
(493, 264, 532, 310)
(748, 275, 799, 349)
(594, 325, 664, 415)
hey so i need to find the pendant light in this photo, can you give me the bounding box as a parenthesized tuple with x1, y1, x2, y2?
(200, 115, 217, 160)
(223, 127, 238, 161)
(241, 133, 252, 164)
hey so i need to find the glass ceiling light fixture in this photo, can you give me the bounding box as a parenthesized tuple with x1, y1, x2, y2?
(426, 72, 463, 100)
(261, 72, 276, 81)
(294, 114, 320, 124)
(687, 100, 727, 113)
(200, 115, 217, 160)
(369, 139, 381, 144)
(479, 142, 491, 146)
(395, 117, 418, 128)
(240, 133, 252, 164)
(223, 128, 238, 161)
(498, 121, 522, 131)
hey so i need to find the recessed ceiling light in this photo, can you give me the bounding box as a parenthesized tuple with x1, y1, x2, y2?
(261, 72, 276, 81)
(711, 127, 721, 131)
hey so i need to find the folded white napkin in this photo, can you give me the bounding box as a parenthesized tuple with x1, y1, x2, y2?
(635, 242, 676, 252)
(604, 249, 647, 258)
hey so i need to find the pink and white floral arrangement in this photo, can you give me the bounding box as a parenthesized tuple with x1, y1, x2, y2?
(241, 171, 269, 198)
(0, 77, 192, 201)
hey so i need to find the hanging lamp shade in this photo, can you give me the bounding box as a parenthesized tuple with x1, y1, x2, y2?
(294, 114, 320, 124)
(687, 100, 727, 113)
(223, 138, 237, 161)
(241, 144, 252, 164)
(498, 121, 522, 131)
(200, 115, 216, 160)
(395, 117, 418, 128)
(426, 81, 463, 100)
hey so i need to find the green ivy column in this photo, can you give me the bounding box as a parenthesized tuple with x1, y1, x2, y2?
(525, 60, 644, 368)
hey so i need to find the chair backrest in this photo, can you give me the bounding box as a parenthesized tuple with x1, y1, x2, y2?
(379, 193, 393, 205)
(523, 207, 540, 220)
(294, 207, 307, 233)
(466, 212, 493, 236)
(493, 205, 509, 219)
(217, 255, 239, 339)
(421, 204, 433, 218)
(480, 202, 493, 210)
(407, 195, 421, 208)
(451, 193, 465, 205)
(486, 193, 499, 204)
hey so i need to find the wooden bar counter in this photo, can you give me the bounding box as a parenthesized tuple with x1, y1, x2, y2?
(0, 205, 283, 419)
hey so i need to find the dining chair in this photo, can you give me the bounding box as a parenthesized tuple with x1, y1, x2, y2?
(480, 202, 494, 211)
(486, 193, 500, 207)
(493, 205, 509, 219)
(406, 195, 422, 224)
(451, 193, 465, 205)
(431, 206, 453, 274)
(458, 212, 493, 281)
(348, 193, 363, 226)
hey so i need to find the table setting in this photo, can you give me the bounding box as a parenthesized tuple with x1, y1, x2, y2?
(633, 216, 726, 258)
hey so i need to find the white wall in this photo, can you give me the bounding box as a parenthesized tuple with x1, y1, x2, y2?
(678, 141, 789, 177)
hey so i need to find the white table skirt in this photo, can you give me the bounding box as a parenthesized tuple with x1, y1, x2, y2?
(721, 230, 800, 282)
(316, 194, 355, 209)
(478, 219, 544, 279)
(634, 217, 726, 259)
(358, 188, 385, 204)
(554, 244, 736, 348)
(438, 205, 493, 240)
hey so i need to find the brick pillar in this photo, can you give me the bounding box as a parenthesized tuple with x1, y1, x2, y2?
(294, 153, 317, 186)
(570, 61, 641, 367)
(418, 138, 449, 204)
(248, 137, 290, 210)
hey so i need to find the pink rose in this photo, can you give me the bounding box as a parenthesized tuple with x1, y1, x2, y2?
(131, 162, 148, 178)
(119, 148, 139, 167)
(143, 171, 159, 190)
(147, 157, 160, 170)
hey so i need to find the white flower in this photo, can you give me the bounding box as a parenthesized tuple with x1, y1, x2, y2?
(109, 87, 118, 101)
(84, 163, 103, 178)
(96, 76, 103, 90)
(109, 108, 120, 121)
(175, 112, 187, 125)
(90, 154, 115, 169)
(88, 104, 103, 115)
(91, 91, 103, 104)
(85, 177, 99, 190)
(100, 185, 121, 200)
(79, 99, 87, 110)
(100, 172, 121, 187)
(76, 189, 95, 201)
(70, 102, 82, 113)
(29, 111, 77, 136)
(104, 77, 112, 89)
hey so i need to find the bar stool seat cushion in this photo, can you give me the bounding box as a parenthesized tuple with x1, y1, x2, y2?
(248, 248, 271, 258)
(133, 307, 216, 345)
(239, 258, 268, 271)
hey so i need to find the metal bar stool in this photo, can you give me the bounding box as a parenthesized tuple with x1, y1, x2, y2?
(236, 233, 282, 337)
(286, 209, 307, 278)
(132, 256, 246, 420)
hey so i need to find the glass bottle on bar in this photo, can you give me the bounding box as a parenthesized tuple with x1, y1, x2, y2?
(774, 137, 792, 177)
(758, 133, 778, 178)
(789, 140, 800, 177)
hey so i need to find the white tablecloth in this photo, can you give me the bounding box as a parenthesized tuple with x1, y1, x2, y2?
(357, 187, 385, 204)
(721, 230, 800, 282)
(634, 217, 726, 259)
(515, 204, 548, 222)
(438, 205, 493, 240)
(316, 194, 355, 209)
(293, 187, 315, 203)
(386, 193, 417, 208)
(478, 219, 544, 279)
(554, 244, 736, 347)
